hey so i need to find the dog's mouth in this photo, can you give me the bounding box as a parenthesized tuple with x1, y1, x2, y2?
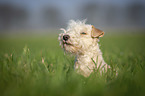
(63, 41, 73, 46)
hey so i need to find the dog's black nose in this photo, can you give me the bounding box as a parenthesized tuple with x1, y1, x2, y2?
(63, 35, 70, 41)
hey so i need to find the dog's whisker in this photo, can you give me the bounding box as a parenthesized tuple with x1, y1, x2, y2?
(60, 28, 66, 33)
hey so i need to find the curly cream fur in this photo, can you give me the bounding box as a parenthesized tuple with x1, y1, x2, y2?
(58, 20, 108, 77)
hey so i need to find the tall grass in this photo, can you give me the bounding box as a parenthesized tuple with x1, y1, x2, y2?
(0, 33, 145, 96)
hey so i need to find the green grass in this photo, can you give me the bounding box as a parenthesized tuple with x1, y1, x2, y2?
(0, 33, 145, 96)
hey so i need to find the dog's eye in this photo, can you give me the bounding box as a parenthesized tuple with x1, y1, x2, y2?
(81, 32, 87, 35)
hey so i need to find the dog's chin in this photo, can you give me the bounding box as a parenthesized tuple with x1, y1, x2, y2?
(63, 43, 78, 54)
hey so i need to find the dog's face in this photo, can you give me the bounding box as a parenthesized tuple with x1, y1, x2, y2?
(58, 20, 104, 54)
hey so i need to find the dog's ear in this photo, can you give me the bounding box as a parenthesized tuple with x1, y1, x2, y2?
(91, 25, 104, 38)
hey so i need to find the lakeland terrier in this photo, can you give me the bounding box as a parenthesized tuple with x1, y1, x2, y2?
(58, 20, 109, 77)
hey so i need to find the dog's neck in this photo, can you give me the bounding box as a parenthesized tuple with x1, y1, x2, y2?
(76, 43, 101, 63)
(74, 43, 103, 77)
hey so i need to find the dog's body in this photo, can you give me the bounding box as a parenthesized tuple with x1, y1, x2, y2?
(58, 20, 108, 77)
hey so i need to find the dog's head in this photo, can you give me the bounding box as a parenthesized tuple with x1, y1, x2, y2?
(58, 20, 104, 54)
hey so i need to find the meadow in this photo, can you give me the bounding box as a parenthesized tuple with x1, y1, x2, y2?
(0, 31, 145, 96)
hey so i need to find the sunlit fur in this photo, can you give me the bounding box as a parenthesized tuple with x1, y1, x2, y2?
(58, 20, 108, 77)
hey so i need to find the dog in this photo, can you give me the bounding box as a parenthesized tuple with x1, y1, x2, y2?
(58, 20, 109, 77)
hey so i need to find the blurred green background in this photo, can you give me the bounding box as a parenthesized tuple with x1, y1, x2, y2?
(0, 0, 145, 96)
(0, 31, 145, 96)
